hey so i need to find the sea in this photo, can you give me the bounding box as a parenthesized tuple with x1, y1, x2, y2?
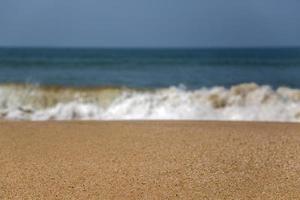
(1, 47, 300, 121)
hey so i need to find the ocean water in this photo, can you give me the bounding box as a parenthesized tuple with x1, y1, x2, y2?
(1, 47, 300, 121)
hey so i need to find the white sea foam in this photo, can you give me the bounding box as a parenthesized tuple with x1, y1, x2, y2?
(1, 83, 300, 121)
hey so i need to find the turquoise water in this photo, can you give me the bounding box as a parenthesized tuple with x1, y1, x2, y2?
(1, 47, 300, 88)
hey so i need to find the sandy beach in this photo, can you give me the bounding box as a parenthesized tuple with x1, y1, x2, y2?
(1, 121, 300, 199)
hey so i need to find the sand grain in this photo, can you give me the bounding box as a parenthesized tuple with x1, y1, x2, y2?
(0, 121, 300, 199)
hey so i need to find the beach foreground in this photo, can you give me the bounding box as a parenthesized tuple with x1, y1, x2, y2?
(1, 121, 300, 199)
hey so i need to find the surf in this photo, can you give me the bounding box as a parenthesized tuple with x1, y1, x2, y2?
(0, 83, 300, 121)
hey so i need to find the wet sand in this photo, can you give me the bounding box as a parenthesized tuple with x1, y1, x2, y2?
(1, 121, 300, 199)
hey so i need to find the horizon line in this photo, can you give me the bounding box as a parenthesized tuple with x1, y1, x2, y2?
(0, 45, 300, 50)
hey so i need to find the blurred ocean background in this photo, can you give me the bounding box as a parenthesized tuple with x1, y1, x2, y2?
(1, 47, 300, 88)
(1, 47, 300, 121)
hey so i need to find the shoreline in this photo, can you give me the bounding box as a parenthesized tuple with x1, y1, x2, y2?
(1, 121, 300, 199)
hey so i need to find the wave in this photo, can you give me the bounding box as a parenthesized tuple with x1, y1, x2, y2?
(1, 83, 300, 121)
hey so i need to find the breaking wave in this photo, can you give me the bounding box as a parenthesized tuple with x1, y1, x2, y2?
(1, 83, 300, 121)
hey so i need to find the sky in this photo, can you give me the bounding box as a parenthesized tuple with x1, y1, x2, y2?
(0, 0, 300, 48)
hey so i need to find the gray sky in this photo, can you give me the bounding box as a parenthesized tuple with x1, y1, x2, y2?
(0, 0, 300, 47)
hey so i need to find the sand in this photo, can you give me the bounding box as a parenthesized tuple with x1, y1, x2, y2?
(0, 121, 300, 199)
